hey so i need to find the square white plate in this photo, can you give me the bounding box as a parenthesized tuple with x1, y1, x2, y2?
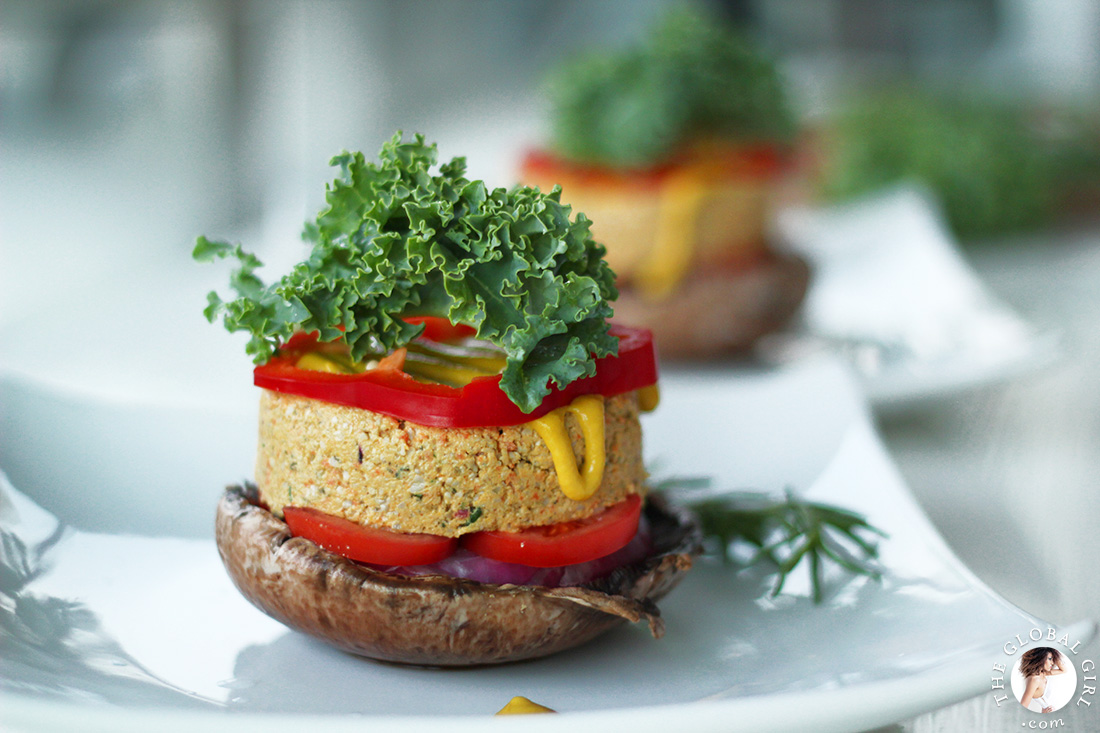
(0, 357, 1089, 732)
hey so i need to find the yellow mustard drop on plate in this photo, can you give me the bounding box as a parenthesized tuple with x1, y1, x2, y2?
(495, 696, 556, 715)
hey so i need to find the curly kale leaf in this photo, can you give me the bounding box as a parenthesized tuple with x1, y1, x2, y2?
(195, 133, 619, 413)
(547, 8, 795, 167)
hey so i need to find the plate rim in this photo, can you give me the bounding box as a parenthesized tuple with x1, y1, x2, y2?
(4, 618, 1095, 733)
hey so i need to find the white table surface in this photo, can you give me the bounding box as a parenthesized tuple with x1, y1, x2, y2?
(869, 224, 1100, 732)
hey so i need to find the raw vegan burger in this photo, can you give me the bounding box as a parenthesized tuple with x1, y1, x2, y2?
(520, 9, 810, 357)
(197, 133, 701, 666)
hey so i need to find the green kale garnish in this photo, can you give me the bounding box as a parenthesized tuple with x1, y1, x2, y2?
(546, 8, 794, 167)
(194, 132, 619, 413)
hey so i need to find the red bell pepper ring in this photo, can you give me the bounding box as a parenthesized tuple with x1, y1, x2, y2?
(253, 319, 658, 428)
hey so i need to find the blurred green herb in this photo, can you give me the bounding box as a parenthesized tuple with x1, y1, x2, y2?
(194, 132, 619, 413)
(460, 506, 484, 527)
(656, 478, 886, 603)
(546, 8, 794, 167)
(820, 87, 1100, 240)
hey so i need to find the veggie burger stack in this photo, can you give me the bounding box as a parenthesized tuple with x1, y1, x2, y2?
(520, 9, 810, 357)
(197, 134, 700, 666)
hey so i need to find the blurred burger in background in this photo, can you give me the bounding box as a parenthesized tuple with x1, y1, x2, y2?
(520, 8, 810, 358)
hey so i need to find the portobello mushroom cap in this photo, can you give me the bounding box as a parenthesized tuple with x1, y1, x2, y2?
(613, 251, 811, 358)
(215, 485, 701, 666)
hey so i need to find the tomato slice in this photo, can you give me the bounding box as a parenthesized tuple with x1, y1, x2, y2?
(283, 506, 458, 566)
(460, 494, 643, 568)
(253, 319, 657, 428)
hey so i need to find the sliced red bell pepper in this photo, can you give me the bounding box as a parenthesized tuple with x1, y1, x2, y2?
(253, 318, 658, 427)
(521, 142, 789, 190)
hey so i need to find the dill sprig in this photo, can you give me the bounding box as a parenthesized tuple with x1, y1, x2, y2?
(656, 478, 887, 603)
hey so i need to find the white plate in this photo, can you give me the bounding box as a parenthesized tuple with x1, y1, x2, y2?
(770, 186, 1060, 411)
(0, 357, 1089, 733)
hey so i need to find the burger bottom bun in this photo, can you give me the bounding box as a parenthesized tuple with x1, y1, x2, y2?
(215, 485, 701, 667)
(613, 251, 811, 359)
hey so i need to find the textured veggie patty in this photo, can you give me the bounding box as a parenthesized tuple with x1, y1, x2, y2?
(256, 390, 647, 536)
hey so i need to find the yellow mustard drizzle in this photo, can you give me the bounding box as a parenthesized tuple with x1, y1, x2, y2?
(495, 696, 556, 715)
(529, 394, 605, 501)
(632, 164, 712, 301)
(637, 383, 660, 412)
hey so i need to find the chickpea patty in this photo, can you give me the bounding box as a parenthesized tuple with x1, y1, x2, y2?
(256, 390, 647, 536)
